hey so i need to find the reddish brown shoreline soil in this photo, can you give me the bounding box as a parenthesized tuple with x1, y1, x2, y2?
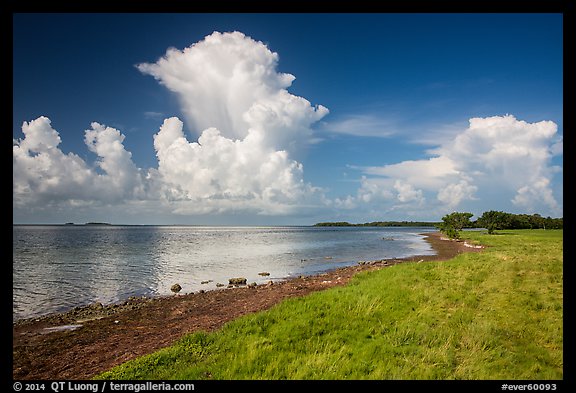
(13, 232, 482, 380)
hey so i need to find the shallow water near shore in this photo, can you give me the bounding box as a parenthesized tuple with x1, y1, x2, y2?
(13, 225, 436, 321)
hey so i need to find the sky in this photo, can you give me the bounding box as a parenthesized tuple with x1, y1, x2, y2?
(12, 13, 564, 225)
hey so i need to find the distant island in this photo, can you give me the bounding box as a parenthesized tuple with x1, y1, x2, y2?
(313, 221, 441, 227)
(62, 222, 112, 226)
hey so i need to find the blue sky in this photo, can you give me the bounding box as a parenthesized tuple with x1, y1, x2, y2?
(13, 13, 563, 225)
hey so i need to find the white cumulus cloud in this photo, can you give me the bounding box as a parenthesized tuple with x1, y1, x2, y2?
(393, 180, 424, 204)
(13, 117, 145, 209)
(148, 117, 322, 215)
(436, 180, 478, 209)
(13, 31, 330, 219)
(138, 31, 329, 215)
(137, 31, 328, 153)
(353, 114, 562, 217)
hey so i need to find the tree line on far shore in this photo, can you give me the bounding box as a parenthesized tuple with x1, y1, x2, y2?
(313, 221, 441, 227)
(439, 211, 563, 239)
(315, 211, 563, 239)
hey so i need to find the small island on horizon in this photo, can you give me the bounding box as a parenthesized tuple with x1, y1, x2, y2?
(62, 222, 113, 226)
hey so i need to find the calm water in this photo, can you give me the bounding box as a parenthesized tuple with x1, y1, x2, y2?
(12, 225, 436, 321)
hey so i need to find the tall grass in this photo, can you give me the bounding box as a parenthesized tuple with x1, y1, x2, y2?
(97, 229, 563, 380)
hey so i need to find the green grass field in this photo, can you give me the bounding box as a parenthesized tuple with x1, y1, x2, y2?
(96, 229, 563, 380)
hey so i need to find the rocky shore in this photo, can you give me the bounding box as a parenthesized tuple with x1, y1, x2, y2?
(13, 232, 482, 380)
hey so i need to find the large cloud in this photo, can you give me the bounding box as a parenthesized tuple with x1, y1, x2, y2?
(139, 31, 329, 215)
(355, 114, 562, 217)
(137, 31, 328, 153)
(148, 117, 321, 215)
(13, 31, 329, 218)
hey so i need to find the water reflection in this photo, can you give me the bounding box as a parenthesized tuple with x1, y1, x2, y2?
(13, 225, 436, 320)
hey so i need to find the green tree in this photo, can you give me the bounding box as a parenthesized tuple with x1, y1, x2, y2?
(529, 214, 545, 229)
(477, 210, 510, 234)
(440, 212, 473, 239)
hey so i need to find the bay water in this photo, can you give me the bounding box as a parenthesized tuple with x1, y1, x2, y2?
(13, 225, 436, 321)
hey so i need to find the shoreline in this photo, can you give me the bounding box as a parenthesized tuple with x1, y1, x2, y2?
(13, 227, 439, 324)
(12, 229, 439, 325)
(13, 231, 482, 380)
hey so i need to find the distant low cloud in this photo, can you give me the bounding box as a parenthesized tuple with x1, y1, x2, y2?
(143, 111, 164, 120)
(353, 114, 562, 217)
(322, 114, 397, 138)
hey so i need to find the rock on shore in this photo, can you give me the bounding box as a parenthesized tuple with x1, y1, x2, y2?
(228, 277, 247, 286)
